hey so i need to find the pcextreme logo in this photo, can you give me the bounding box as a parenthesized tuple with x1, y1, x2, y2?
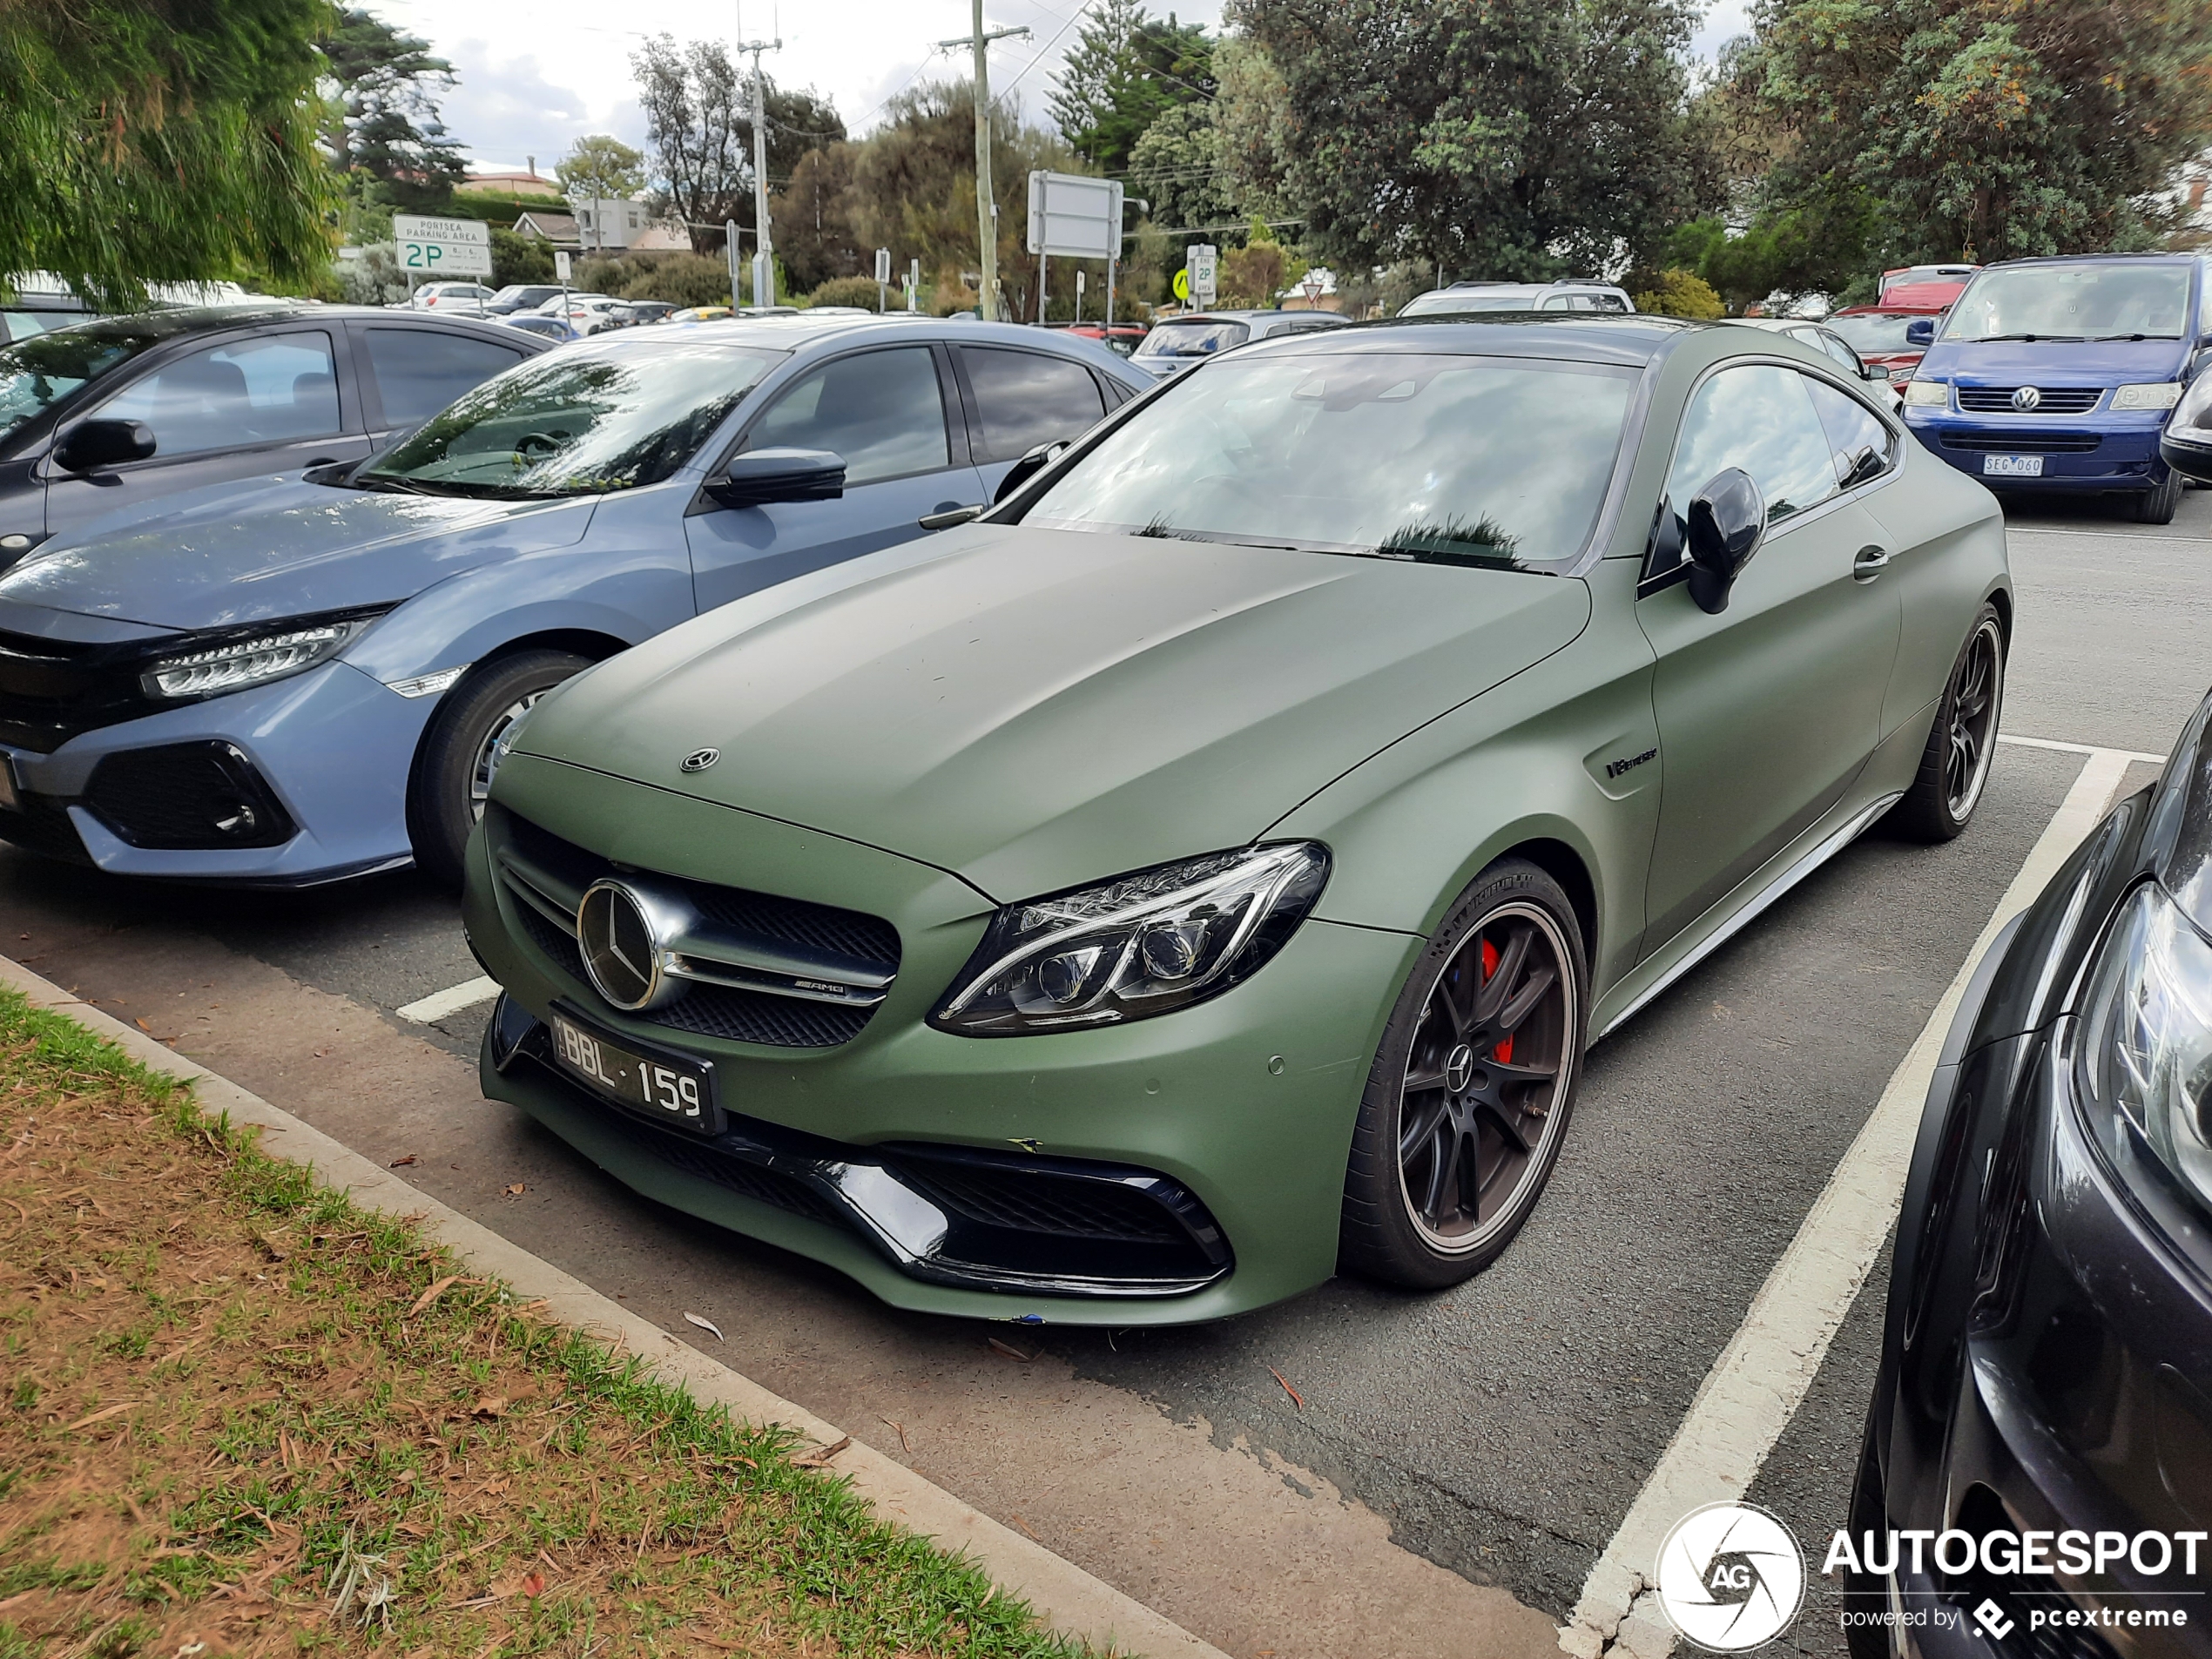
(1656, 1503, 1807, 1651)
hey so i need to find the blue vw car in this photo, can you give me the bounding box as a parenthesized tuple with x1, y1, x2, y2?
(1901, 253, 2211, 524)
(0, 315, 1148, 886)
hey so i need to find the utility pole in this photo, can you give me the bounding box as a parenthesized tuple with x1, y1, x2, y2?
(938, 7, 1028, 320)
(737, 7, 781, 307)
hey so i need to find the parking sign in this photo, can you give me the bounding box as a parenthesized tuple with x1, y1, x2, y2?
(394, 214, 494, 279)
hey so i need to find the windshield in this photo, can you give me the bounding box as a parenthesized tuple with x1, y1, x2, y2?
(1022, 349, 1635, 567)
(1942, 264, 2192, 342)
(1826, 313, 1932, 354)
(1136, 319, 1250, 358)
(0, 326, 163, 441)
(1399, 291, 1537, 315)
(359, 341, 782, 498)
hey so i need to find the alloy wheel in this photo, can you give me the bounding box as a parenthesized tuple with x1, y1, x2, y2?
(1944, 618, 2003, 819)
(1395, 900, 1576, 1253)
(470, 691, 547, 822)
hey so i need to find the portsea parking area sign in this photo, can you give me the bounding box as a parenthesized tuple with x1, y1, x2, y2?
(393, 213, 492, 279)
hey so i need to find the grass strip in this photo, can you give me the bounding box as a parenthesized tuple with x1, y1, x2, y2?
(0, 986, 1091, 1658)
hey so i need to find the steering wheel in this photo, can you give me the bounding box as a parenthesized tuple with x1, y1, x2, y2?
(513, 431, 562, 458)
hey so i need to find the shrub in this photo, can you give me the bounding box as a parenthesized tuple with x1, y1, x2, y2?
(1630, 268, 1725, 320)
(806, 274, 887, 311)
(620, 253, 740, 307)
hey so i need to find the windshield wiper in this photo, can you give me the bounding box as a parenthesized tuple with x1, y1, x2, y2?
(2091, 333, 2179, 341)
(1967, 334, 2085, 343)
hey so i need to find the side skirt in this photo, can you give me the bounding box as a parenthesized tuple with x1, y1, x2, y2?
(1591, 788, 1905, 1041)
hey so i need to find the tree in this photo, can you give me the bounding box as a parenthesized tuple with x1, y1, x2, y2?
(1657, 194, 1879, 313)
(0, 0, 331, 306)
(1229, 0, 1701, 279)
(630, 36, 846, 253)
(556, 136, 647, 206)
(1629, 268, 1726, 317)
(320, 8, 469, 212)
(772, 145, 865, 293)
(1130, 104, 1238, 231)
(1049, 1, 1217, 172)
(1741, 0, 2212, 262)
(489, 227, 555, 287)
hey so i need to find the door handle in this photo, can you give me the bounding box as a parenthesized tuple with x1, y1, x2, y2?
(1852, 544, 1892, 583)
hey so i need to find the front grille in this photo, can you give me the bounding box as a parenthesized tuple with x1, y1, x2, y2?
(82, 742, 296, 849)
(496, 809, 900, 1050)
(597, 1107, 840, 1223)
(0, 631, 162, 754)
(1940, 431, 2102, 454)
(889, 1156, 1190, 1244)
(1956, 386, 2103, 414)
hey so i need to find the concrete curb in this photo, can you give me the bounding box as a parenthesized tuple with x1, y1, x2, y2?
(3, 954, 1227, 1659)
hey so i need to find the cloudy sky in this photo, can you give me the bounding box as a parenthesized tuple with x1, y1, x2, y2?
(366, 0, 1750, 176)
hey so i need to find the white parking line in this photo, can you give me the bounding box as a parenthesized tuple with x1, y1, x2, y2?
(395, 975, 502, 1024)
(1559, 745, 2139, 1659)
(1999, 731, 2165, 765)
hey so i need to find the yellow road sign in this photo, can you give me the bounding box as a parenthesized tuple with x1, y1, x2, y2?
(1172, 268, 1190, 300)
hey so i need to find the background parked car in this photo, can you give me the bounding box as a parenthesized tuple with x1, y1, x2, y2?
(0, 301, 546, 559)
(502, 314, 582, 344)
(0, 314, 1150, 887)
(1397, 279, 1636, 317)
(1878, 262, 1980, 309)
(484, 284, 567, 316)
(611, 300, 678, 327)
(1130, 308, 1351, 378)
(1735, 316, 1904, 409)
(396, 282, 498, 314)
(670, 306, 734, 324)
(1824, 304, 1950, 382)
(537, 293, 625, 334)
(1055, 321, 1149, 357)
(1902, 253, 2210, 523)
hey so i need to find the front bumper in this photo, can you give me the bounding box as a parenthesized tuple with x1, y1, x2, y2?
(466, 757, 1417, 1324)
(0, 660, 429, 883)
(1905, 405, 2173, 493)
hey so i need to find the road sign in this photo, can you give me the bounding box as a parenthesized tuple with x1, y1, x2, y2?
(1026, 172, 1123, 260)
(1186, 244, 1217, 308)
(874, 247, 893, 284)
(393, 213, 493, 279)
(555, 251, 572, 284)
(1172, 268, 1190, 301)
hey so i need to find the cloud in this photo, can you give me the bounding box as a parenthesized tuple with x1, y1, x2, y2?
(441, 39, 644, 171)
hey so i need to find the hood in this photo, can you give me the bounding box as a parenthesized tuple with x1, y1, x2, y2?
(517, 524, 1592, 901)
(1925, 336, 2188, 387)
(0, 477, 597, 631)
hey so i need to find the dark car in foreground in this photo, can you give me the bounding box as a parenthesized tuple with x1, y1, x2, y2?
(1851, 690, 2212, 1659)
(1902, 254, 2210, 524)
(0, 302, 544, 560)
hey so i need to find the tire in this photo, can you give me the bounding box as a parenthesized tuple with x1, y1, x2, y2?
(408, 649, 590, 887)
(1889, 604, 2004, 843)
(1842, 1406, 1893, 1659)
(1339, 858, 1588, 1290)
(2128, 465, 2182, 525)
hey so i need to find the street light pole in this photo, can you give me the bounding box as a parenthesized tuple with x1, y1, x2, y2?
(739, 34, 781, 307)
(938, 9, 1028, 321)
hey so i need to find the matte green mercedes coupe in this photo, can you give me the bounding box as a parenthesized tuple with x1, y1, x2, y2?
(464, 314, 2011, 1325)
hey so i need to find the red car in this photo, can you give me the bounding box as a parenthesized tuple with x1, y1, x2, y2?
(1054, 321, 1150, 358)
(1824, 303, 1952, 380)
(1876, 262, 1979, 309)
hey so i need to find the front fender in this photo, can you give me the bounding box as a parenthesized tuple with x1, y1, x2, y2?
(1268, 577, 1661, 1001)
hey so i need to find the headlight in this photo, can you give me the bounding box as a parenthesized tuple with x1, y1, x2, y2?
(2168, 374, 2212, 441)
(931, 842, 1329, 1035)
(2111, 381, 2183, 412)
(1903, 379, 1949, 408)
(2075, 883, 2212, 1213)
(142, 616, 381, 700)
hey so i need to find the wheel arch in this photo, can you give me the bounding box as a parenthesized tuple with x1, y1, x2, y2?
(1494, 836, 1598, 968)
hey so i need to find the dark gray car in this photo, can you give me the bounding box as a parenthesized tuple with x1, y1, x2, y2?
(0, 302, 547, 561)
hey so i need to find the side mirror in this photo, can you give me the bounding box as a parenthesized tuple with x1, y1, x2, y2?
(992, 439, 1069, 505)
(54, 417, 157, 472)
(1862, 363, 1894, 383)
(1904, 318, 1936, 347)
(1684, 468, 1765, 615)
(703, 448, 845, 509)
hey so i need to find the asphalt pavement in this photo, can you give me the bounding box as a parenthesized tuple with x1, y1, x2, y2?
(4, 484, 2206, 1657)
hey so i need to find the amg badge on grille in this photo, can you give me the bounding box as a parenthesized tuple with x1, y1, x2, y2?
(680, 748, 719, 772)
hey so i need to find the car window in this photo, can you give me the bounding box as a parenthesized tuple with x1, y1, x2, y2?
(961, 347, 1106, 463)
(1135, 318, 1252, 358)
(0, 324, 164, 439)
(747, 347, 949, 485)
(1665, 364, 1838, 530)
(1804, 378, 1895, 488)
(98, 331, 341, 456)
(1591, 293, 1630, 313)
(1816, 333, 1860, 370)
(364, 327, 526, 428)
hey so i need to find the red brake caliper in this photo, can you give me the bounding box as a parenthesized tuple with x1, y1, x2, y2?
(1480, 936, 1514, 1064)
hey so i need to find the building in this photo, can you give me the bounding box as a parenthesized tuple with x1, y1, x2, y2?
(510, 199, 689, 254)
(464, 161, 563, 198)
